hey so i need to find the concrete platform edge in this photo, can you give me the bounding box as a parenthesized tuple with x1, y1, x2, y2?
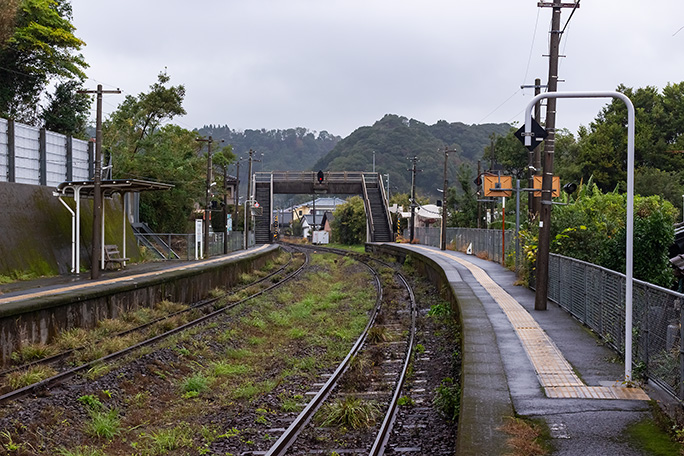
(367, 243, 515, 456)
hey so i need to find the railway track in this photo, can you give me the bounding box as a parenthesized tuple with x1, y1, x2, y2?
(0, 248, 307, 404)
(0, 244, 460, 455)
(262, 244, 418, 455)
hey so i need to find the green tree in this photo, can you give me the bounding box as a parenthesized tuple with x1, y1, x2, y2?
(104, 74, 201, 233)
(104, 72, 186, 155)
(446, 164, 478, 228)
(0, 0, 87, 123)
(574, 83, 684, 192)
(42, 79, 90, 137)
(331, 196, 367, 245)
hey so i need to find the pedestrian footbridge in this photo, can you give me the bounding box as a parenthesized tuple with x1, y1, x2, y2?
(252, 171, 393, 244)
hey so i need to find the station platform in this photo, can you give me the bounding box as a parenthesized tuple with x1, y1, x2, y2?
(0, 245, 275, 308)
(379, 244, 659, 456)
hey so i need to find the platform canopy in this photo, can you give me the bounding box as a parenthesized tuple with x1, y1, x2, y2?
(54, 179, 174, 274)
(55, 179, 174, 198)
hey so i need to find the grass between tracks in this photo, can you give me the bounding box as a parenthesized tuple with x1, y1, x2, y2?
(0, 252, 376, 455)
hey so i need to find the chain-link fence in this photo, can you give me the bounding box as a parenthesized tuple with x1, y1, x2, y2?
(546, 254, 684, 399)
(411, 227, 516, 265)
(409, 226, 684, 400)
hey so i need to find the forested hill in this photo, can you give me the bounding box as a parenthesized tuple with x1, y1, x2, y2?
(314, 114, 511, 199)
(196, 125, 342, 172)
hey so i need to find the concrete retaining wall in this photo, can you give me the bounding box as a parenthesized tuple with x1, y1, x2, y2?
(0, 181, 138, 277)
(0, 245, 280, 365)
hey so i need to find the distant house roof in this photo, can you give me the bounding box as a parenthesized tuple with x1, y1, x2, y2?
(286, 197, 347, 212)
(302, 213, 325, 229)
(321, 211, 334, 227)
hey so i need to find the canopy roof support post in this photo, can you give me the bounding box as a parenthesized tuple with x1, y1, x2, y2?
(57, 196, 76, 273)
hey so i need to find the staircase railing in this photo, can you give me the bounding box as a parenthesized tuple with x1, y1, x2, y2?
(377, 174, 394, 241)
(361, 175, 375, 242)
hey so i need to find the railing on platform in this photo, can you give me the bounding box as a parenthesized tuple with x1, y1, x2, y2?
(546, 254, 684, 400)
(411, 226, 515, 265)
(134, 231, 253, 260)
(410, 225, 684, 401)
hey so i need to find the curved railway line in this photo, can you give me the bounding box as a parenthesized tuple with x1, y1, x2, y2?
(0, 248, 307, 404)
(264, 244, 418, 455)
(0, 245, 460, 455)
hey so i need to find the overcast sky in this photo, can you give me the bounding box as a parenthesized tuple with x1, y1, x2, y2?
(70, 0, 684, 139)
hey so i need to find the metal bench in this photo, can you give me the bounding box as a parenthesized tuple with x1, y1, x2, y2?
(104, 244, 129, 269)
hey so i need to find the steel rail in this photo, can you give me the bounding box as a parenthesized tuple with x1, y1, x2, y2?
(0, 250, 295, 380)
(265, 246, 383, 456)
(268, 243, 418, 456)
(369, 270, 417, 456)
(0, 250, 308, 405)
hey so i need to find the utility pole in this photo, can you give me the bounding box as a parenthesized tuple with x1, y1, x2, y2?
(440, 147, 458, 250)
(234, 159, 241, 243)
(196, 136, 223, 258)
(223, 164, 229, 255)
(521, 78, 545, 220)
(477, 160, 482, 229)
(407, 156, 420, 243)
(78, 84, 120, 280)
(243, 150, 260, 250)
(535, 0, 577, 311)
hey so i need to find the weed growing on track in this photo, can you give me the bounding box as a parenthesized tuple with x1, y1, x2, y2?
(85, 408, 121, 439)
(5, 365, 57, 389)
(433, 377, 460, 421)
(319, 396, 381, 430)
(56, 446, 105, 456)
(1, 251, 375, 454)
(10, 342, 55, 363)
(181, 372, 211, 398)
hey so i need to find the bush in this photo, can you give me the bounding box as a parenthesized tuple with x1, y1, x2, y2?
(522, 181, 676, 287)
(331, 196, 367, 245)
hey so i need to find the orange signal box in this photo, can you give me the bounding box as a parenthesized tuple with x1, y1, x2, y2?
(483, 174, 512, 197)
(533, 175, 560, 197)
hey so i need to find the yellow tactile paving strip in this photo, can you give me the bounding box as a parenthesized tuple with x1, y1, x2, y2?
(414, 246, 649, 401)
(0, 245, 271, 306)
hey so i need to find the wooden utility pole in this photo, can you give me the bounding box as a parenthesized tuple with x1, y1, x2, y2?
(535, 0, 578, 311)
(233, 159, 241, 246)
(78, 84, 120, 280)
(407, 156, 420, 243)
(440, 147, 458, 250)
(243, 150, 260, 250)
(196, 136, 222, 258)
(223, 165, 229, 255)
(522, 77, 544, 220)
(477, 160, 482, 229)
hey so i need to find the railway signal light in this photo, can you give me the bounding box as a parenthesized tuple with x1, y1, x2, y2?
(317, 170, 324, 184)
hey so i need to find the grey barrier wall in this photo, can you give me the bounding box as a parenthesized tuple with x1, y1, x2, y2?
(0, 117, 92, 186)
(409, 225, 684, 401)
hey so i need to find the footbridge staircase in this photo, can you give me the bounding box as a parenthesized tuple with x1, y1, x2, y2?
(252, 172, 394, 244)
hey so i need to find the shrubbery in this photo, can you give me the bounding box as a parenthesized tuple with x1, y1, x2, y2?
(522, 180, 676, 288)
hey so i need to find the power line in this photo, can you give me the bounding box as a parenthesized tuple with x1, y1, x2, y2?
(522, 7, 542, 86)
(478, 89, 521, 124)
